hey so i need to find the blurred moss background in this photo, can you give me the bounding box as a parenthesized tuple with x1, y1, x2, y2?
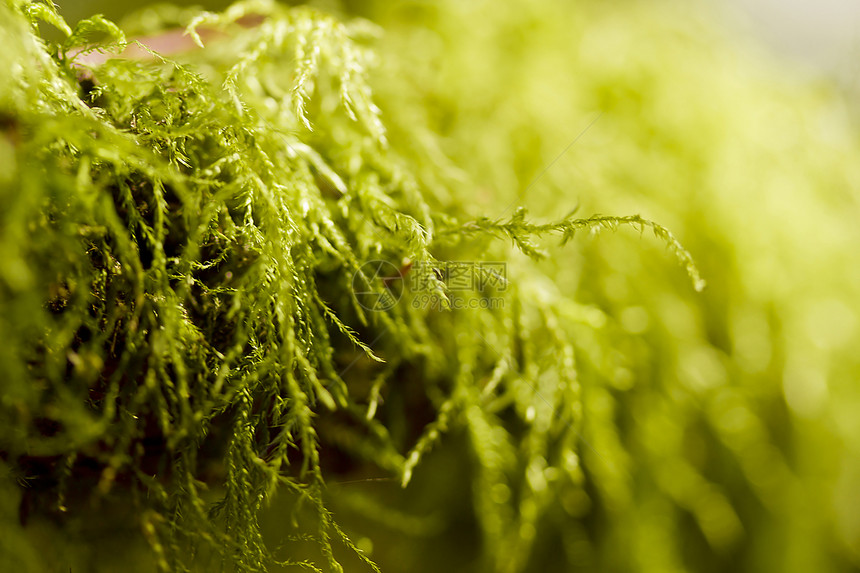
(22, 0, 860, 571)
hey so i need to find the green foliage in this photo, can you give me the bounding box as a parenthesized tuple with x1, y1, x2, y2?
(1, 1, 859, 572)
(0, 1, 702, 571)
(349, 1, 860, 572)
(447, 207, 705, 291)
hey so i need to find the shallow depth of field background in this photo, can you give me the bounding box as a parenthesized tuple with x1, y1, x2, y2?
(56, 0, 860, 94)
(40, 0, 860, 571)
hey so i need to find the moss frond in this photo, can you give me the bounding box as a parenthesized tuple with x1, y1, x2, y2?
(0, 1, 713, 572)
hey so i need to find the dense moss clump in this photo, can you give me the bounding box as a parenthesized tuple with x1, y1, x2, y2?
(1, 0, 858, 572)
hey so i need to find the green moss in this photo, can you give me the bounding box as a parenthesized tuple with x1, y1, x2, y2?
(0, 1, 704, 570)
(3, 0, 859, 572)
(356, 1, 860, 572)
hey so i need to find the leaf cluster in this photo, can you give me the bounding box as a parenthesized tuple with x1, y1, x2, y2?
(0, 1, 705, 572)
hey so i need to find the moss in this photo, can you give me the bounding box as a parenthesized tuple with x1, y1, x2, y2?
(3, 1, 860, 572)
(0, 1, 705, 571)
(356, 1, 860, 572)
